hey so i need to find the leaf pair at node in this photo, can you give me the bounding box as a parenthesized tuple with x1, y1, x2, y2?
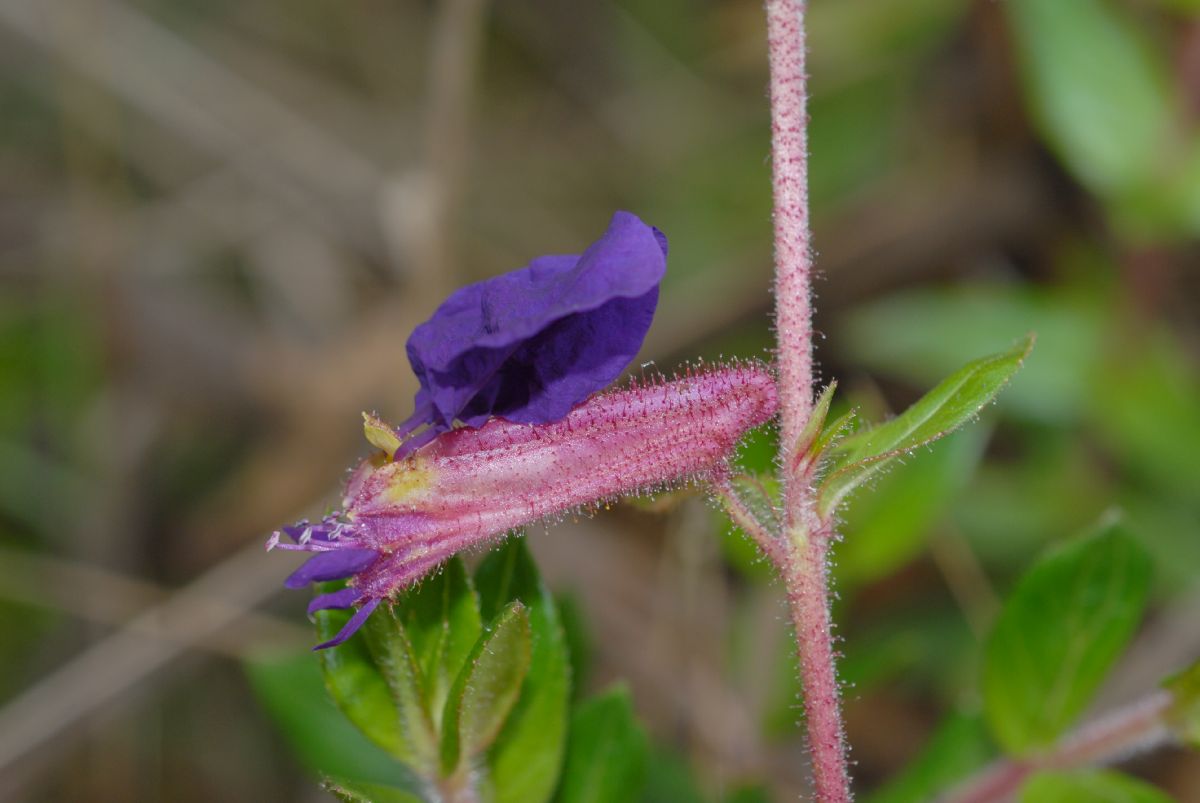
(317, 539, 569, 803)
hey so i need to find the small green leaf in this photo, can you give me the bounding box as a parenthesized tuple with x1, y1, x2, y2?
(557, 686, 649, 803)
(1163, 659, 1200, 748)
(244, 651, 419, 788)
(866, 711, 993, 803)
(837, 426, 987, 587)
(362, 605, 439, 772)
(475, 538, 572, 803)
(837, 286, 1100, 424)
(982, 519, 1153, 754)
(1019, 770, 1174, 803)
(819, 335, 1032, 517)
(324, 777, 428, 803)
(811, 407, 856, 463)
(440, 601, 532, 774)
(315, 591, 408, 761)
(793, 380, 837, 461)
(391, 558, 482, 728)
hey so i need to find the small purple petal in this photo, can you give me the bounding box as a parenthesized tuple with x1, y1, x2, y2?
(307, 587, 360, 617)
(404, 211, 667, 432)
(284, 548, 380, 589)
(313, 598, 382, 650)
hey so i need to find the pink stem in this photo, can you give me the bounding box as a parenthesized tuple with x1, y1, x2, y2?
(767, 0, 815, 464)
(784, 522, 851, 802)
(713, 473, 785, 566)
(942, 692, 1173, 803)
(765, 2, 852, 799)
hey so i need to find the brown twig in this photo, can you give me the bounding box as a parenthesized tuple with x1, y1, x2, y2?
(0, 545, 307, 656)
(0, 543, 299, 793)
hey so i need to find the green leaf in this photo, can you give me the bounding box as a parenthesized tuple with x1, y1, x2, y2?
(1163, 659, 1200, 748)
(440, 601, 532, 774)
(244, 652, 419, 789)
(1005, 0, 1176, 209)
(837, 286, 1102, 424)
(315, 592, 408, 761)
(638, 748, 707, 803)
(793, 380, 837, 461)
(324, 777, 428, 803)
(475, 538, 572, 803)
(982, 519, 1153, 754)
(866, 711, 993, 803)
(837, 425, 987, 587)
(390, 558, 483, 729)
(555, 592, 592, 702)
(1019, 770, 1175, 803)
(557, 686, 649, 803)
(1090, 333, 1200, 505)
(819, 335, 1032, 517)
(362, 605, 440, 772)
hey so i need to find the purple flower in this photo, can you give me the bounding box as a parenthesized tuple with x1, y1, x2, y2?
(392, 210, 667, 457)
(270, 213, 781, 650)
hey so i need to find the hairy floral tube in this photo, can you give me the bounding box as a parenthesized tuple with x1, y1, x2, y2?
(272, 363, 777, 647)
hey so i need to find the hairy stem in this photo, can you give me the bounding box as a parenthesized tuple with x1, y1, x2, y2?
(765, 1, 853, 800)
(434, 770, 481, 803)
(784, 523, 851, 802)
(767, 0, 815, 464)
(713, 474, 784, 566)
(942, 692, 1174, 803)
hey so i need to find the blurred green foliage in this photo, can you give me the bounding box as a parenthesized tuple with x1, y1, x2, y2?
(982, 521, 1152, 754)
(1019, 770, 1176, 803)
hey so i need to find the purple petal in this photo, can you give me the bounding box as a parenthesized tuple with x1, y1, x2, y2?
(313, 598, 382, 650)
(283, 548, 380, 589)
(464, 287, 659, 425)
(307, 587, 360, 616)
(405, 211, 667, 430)
(282, 523, 335, 544)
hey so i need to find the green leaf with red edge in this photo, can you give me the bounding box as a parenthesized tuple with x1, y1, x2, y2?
(440, 600, 532, 774)
(362, 604, 440, 773)
(386, 558, 482, 732)
(475, 537, 572, 803)
(314, 588, 410, 762)
(818, 335, 1032, 518)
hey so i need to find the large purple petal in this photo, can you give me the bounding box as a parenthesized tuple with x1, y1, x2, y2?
(307, 587, 360, 616)
(313, 598, 382, 650)
(284, 548, 380, 589)
(405, 211, 666, 429)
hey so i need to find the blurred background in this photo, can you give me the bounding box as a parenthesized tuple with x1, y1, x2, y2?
(1, 0, 1198, 800)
